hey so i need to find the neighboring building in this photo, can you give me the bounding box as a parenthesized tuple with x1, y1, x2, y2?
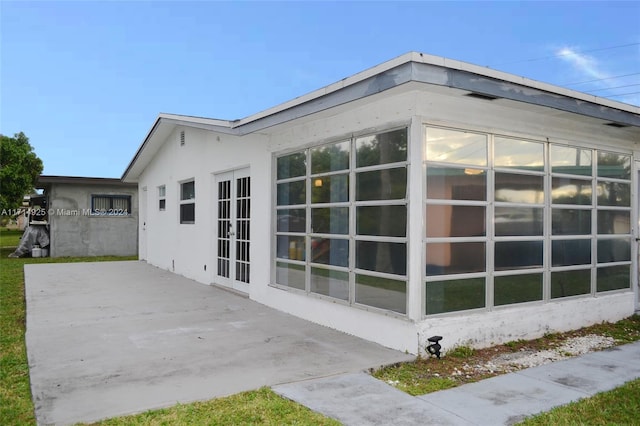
(36, 176, 138, 257)
(122, 52, 640, 354)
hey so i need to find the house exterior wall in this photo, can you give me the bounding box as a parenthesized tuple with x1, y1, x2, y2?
(48, 183, 138, 257)
(136, 87, 637, 354)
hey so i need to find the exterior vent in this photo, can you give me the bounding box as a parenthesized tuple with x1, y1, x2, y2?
(180, 130, 185, 146)
(465, 92, 499, 101)
(604, 122, 629, 128)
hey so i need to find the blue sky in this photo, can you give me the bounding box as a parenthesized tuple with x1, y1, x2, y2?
(1, 1, 639, 178)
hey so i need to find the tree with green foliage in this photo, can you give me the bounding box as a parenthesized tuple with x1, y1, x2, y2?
(0, 132, 43, 211)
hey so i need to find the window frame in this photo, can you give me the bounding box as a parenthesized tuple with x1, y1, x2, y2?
(273, 126, 410, 316)
(179, 179, 195, 224)
(158, 185, 166, 211)
(90, 194, 132, 216)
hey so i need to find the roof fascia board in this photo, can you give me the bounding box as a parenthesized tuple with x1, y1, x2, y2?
(411, 62, 640, 127)
(233, 62, 414, 134)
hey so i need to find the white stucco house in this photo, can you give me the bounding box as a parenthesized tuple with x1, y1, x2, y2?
(123, 52, 640, 354)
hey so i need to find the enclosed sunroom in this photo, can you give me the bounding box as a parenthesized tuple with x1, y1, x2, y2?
(125, 52, 640, 354)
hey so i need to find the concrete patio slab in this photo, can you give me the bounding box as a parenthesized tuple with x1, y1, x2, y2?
(24, 261, 413, 425)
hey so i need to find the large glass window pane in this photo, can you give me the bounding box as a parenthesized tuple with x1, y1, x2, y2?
(357, 206, 407, 237)
(356, 167, 407, 201)
(276, 235, 305, 261)
(495, 173, 544, 203)
(551, 270, 591, 298)
(426, 205, 485, 238)
(598, 238, 631, 263)
(552, 239, 591, 266)
(277, 180, 306, 206)
(426, 278, 485, 315)
(311, 268, 348, 301)
(311, 174, 348, 204)
(596, 182, 630, 207)
(426, 166, 486, 201)
(551, 177, 592, 205)
(277, 152, 306, 179)
(311, 238, 348, 267)
(550, 145, 592, 176)
(357, 241, 406, 275)
(277, 209, 306, 233)
(356, 274, 406, 314)
(552, 209, 591, 235)
(180, 203, 195, 224)
(356, 128, 407, 167)
(494, 274, 542, 306)
(276, 262, 305, 290)
(495, 207, 543, 236)
(495, 241, 543, 270)
(311, 141, 350, 174)
(312, 207, 348, 234)
(597, 265, 630, 292)
(426, 242, 485, 275)
(425, 128, 487, 166)
(494, 137, 544, 171)
(597, 210, 630, 234)
(597, 152, 630, 179)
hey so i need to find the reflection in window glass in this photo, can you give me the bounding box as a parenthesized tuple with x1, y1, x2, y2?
(356, 168, 407, 200)
(356, 274, 406, 314)
(494, 207, 543, 236)
(277, 181, 306, 206)
(551, 177, 592, 205)
(551, 270, 591, 298)
(494, 137, 544, 171)
(357, 206, 406, 237)
(494, 274, 542, 306)
(495, 241, 543, 270)
(426, 167, 486, 201)
(311, 141, 350, 174)
(426, 278, 485, 314)
(425, 128, 487, 166)
(312, 207, 348, 235)
(597, 210, 630, 234)
(311, 174, 348, 204)
(552, 209, 591, 235)
(597, 265, 629, 292)
(356, 241, 406, 275)
(276, 262, 305, 290)
(597, 239, 630, 263)
(180, 181, 195, 200)
(495, 173, 544, 203)
(311, 238, 348, 267)
(311, 268, 348, 300)
(596, 182, 630, 207)
(277, 152, 307, 179)
(550, 145, 592, 176)
(356, 128, 407, 168)
(276, 235, 305, 260)
(277, 209, 306, 232)
(426, 242, 485, 275)
(426, 205, 485, 238)
(552, 239, 591, 266)
(597, 151, 630, 179)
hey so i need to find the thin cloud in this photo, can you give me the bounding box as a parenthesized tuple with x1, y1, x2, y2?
(556, 47, 611, 83)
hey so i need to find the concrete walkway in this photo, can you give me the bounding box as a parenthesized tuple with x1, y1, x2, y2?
(24, 261, 413, 425)
(273, 341, 640, 425)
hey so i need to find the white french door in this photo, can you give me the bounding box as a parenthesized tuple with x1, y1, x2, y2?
(215, 168, 250, 293)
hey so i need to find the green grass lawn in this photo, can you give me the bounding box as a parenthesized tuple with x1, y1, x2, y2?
(0, 228, 23, 247)
(519, 378, 640, 425)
